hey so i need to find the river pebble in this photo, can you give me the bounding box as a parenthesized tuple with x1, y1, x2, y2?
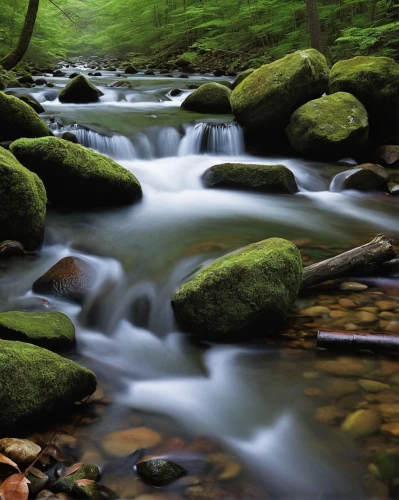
(102, 427, 162, 457)
(340, 282, 368, 291)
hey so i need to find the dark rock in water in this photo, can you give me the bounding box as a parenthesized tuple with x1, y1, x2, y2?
(32, 256, 97, 303)
(0, 311, 75, 350)
(88, 72, 94, 76)
(145, 70, 155, 75)
(337, 157, 358, 167)
(26, 469, 49, 496)
(10, 136, 142, 208)
(330, 163, 389, 192)
(107, 66, 117, 71)
(18, 95, 45, 114)
(52, 464, 101, 494)
(160, 69, 170, 74)
(377, 145, 399, 166)
(203, 163, 298, 193)
(35, 78, 47, 86)
(69, 72, 80, 79)
(46, 82, 54, 88)
(115, 72, 121, 77)
(43, 90, 58, 101)
(181, 82, 232, 114)
(388, 182, 399, 195)
(176, 56, 191, 67)
(170, 88, 182, 97)
(111, 80, 134, 88)
(179, 74, 189, 79)
(93, 72, 102, 76)
(0, 240, 25, 258)
(125, 65, 138, 74)
(213, 69, 225, 77)
(187, 84, 199, 90)
(136, 459, 187, 486)
(0, 147, 46, 250)
(286, 92, 369, 159)
(172, 237, 302, 341)
(53, 69, 66, 77)
(0, 339, 96, 432)
(181, 66, 195, 74)
(59, 74, 103, 103)
(17, 74, 34, 84)
(61, 131, 78, 143)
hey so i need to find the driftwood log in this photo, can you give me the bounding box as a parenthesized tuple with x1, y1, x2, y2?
(301, 234, 396, 290)
(317, 330, 399, 353)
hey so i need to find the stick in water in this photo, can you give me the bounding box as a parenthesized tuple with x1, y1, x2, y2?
(317, 330, 399, 354)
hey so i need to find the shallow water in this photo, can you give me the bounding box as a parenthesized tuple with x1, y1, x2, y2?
(2, 65, 399, 499)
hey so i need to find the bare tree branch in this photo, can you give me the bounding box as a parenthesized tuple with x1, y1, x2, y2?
(48, 0, 75, 22)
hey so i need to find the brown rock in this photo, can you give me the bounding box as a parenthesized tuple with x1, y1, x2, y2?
(381, 422, 399, 437)
(102, 427, 162, 457)
(327, 379, 358, 399)
(299, 306, 330, 316)
(354, 311, 378, 324)
(339, 298, 357, 308)
(340, 282, 368, 291)
(378, 403, 399, 422)
(358, 379, 390, 393)
(0, 438, 41, 464)
(315, 406, 348, 425)
(375, 300, 397, 312)
(341, 409, 381, 438)
(315, 357, 370, 377)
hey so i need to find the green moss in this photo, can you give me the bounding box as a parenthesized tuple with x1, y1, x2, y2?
(59, 74, 103, 104)
(18, 95, 45, 114)
(0, 147, 46, 250)
(327, 56, 399, 129)
(136, 459, 187, 486)
(230, 49, 329, 130)
(181, 82, 232, 114)
(231, 69, 254, 91)
(286, 92, 369, 159)
(10, 137, 142, 208)
(0, 340, 96, 431)
(0, 68, 20, 91)
(0, 311, 76, 350)
(0, 92, 50, 142)
(203, 163, 298, 193)
(53, 464, 101, 494)
(172, 237, 302, 340)
(341, 164, 389, 191)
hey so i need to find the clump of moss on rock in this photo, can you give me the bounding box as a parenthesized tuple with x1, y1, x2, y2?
(231, 69, 254, 91)
(181, 83, 232, 114)
(0, 68, 21, 90)
(10, 136, 142, 208)
(172, 237, 302, 341)
(203, 163, 298, 193)
(0, 340, 96, 431)
(0, 147, 46, 250)
(59, 74, 104, 103)
(18, 95, 45, 114)
(230, 49, 329, 131)
(0, 92, 51, 141)
(286, 92, 369, 159)
(0, 311, 75, 351)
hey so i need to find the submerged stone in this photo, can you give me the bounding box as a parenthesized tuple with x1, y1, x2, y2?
(172, 237, 302, 340)
(330, 163, 389, 192)
(181, 82, 232, 114)
(53, 464, 101, 494)
(136, 459, 187, 486)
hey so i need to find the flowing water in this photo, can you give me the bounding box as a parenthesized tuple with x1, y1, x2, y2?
(2, 66, 399, 499)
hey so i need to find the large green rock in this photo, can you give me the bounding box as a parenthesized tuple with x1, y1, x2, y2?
(0, 91, 50, 142)
(0, 311, 75, 350)
(52, 464, 101, 494)
(0, 147, 46, 250)
(10, 137, 142, 208)
(181, 83, 232, 114)
(327, 56, 399, 133)
(203, 163, 298, 193)
(172, 238, 302, 341)
(59, 74, 103, 103)
(230, 49, 329, 130)
(0, 340, 96, 431)
(231, 69, 254, 91)
(0, 68, 21, 90)
(286, 92, 369, 158)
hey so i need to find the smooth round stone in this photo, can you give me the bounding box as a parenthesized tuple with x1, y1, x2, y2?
(354, 311, 378, 324)
(341, 409, 381, 438)
(299, 306, 330, 316)
(375, 300, 397, 312)
(358, 379, 390, 393)
(0, 438, 41, 464)
(102, 427, 162, 457)
(329, 310, 347, 318)
(340, 282, 368, 291)
(381, 422, 399, 437)
(315, 406, 348, 425)
(385, 321, 399, 334)
(339, 298, 357, 308)
(315, 357, 370, 377)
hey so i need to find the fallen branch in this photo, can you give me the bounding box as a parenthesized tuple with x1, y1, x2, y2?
(301, 234, 396, 290)
(317, 330, 399, 353)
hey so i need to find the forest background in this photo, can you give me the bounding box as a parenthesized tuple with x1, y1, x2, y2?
(0, 0, 398, 71)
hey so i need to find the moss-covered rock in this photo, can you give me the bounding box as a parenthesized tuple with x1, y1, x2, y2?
(172, 237, 302, 340)
(136, 459, 187, 486)
(59, 75, 103, 103)
(0, 311, 75, 350)
(18, 95, 45, 114)
(0, 92, 50, 141)
(203, 163, 298, 193)
(330, 163, 389, 192)
(181, 83, 232, 114)
(52, 464, 101, 494)
(176, 56, 191, 67)
(231, 69, 254, 91)
(0, 340, 96, 431)
(327, 56, 399, 134)
(230, 49, 329, 130)
(10, 137, 142, 207)
(286, 92, 369, 158)
(124, 65, 138, 74)
(0, 147, 46, 250)
(0, 68, 21, 90)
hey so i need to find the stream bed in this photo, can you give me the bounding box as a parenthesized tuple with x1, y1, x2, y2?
(2, 66, 399, 499)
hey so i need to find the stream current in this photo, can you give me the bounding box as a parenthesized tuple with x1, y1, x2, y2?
(2, 66, 399, 499)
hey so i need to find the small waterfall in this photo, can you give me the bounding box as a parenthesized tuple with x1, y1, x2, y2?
(178, 123, 245, 156)
(71, 128, 137, 160)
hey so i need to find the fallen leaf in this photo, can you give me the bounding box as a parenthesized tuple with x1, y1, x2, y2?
(57, 463, 82, 480)
(0, 473, 30, 500)
(28, 467, 47, 479)
(0, 454, 20, 473)
(42, 444, 74, 463)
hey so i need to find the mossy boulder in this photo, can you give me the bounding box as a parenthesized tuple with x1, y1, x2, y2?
(124, 65, 138, 74)
(286, 92, 369, 159)
(0, 340, 96, 431)
(0, 147, 46, 250)
(231, 69, 254, 91)
(52, 464, 101, 494)
(18, 95, 45, 114)
(172, 237, 302, 341)
(10, 137, 142, 208)
(203, 163, 298, 193)
(136, 459, 187, 486)
(176, 56, 191, 67)
(0, 311, 75, 350)
(330, 163, 389, 192)
(181, 83, 232, 114)
(230, 49, 329, 130)
(59, 75, 103, 104)
(0, 92, 50, 141)
(0, 68, 20, 90)
(327, 56, 399, 134)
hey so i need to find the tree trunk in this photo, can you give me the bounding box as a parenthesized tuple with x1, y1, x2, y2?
(305, 0, 323, 54)
(0, 0, 40, 71)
